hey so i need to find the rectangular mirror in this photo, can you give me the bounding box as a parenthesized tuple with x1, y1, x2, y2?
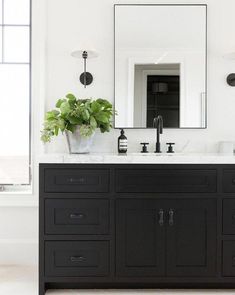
(114, 4, 207, 129)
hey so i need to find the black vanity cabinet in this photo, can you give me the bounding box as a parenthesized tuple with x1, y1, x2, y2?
(116, 199, 165, 277)
(116, 198, 216, 278)
(39, 164, 235, 294)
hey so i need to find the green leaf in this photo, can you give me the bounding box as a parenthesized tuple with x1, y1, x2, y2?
(96, 98, 112, 109)
(56, 99, 65, 108)
(82, 109, 90, 121)
(91, 101, 101, 113)
(66, 124, 76, 133)
(57, 118, 65, 131)
(45, 110, 59, 120)
(60, 101, 71, 114)
(66, 93, 77, 102)
(95, 112, 109, 123)
(67, 115, 82, 125)
(90, 116, 97, 128)
(80, 125, 94, 137)
(54, 126, 59, 136)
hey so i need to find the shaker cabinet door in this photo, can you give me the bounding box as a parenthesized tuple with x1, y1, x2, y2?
(166, 199, 217, 277)
(116, 199, 165, 277)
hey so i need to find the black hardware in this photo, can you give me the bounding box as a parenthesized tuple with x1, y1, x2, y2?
(153, 115, 163, 153)
(140, 142, 149, 153)
(70, 256, 85, 262)
(80, 50, 93, 88)
(68, 177, 85, 183)
(227, 73, 235, 86)
(166, 143, 175, 153)
(70, 213, 85, 219)
(80, 72, 93, 87)
(158, 209, 164, 226)
(169, 209, 174, 226)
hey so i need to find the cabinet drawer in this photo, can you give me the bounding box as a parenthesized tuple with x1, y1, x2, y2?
(115, 169, 217, 193)
(45, 199, 109, 235)
(223, 170, 235, 192)
(45, 241, 109, 277)
(222, 241, 235, 276)
(44, 169, 109, 193)
(223, 199, 235, 234)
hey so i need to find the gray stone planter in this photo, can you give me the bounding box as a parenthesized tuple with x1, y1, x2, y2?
(65, 126, 95, 154)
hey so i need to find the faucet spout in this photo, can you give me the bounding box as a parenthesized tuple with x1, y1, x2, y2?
(153, 115, 163, 153)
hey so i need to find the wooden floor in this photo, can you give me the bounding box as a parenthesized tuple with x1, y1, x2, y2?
(1, 266, 235, 294)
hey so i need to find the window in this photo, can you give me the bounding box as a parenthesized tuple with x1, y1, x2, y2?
(0, 0, 31, 188)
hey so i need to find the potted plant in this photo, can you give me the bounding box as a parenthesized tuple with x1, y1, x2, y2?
(41, 93, 114, 153)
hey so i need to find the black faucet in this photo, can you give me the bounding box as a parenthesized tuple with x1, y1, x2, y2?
(153, 115, 163, 153)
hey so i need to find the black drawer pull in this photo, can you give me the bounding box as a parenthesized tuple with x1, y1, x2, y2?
(232, 179, 235, 184)
(70, 213, 85, 219)
(169, 209, 174, 226)
(70, 256, 85, 262)
(158, 209, 164, 226)
(68, 177, 85, 183)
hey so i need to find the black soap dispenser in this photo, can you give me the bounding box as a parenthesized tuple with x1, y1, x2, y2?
(118, 129, 128, 154)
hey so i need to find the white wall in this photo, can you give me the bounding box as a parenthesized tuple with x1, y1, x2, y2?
(46, 0, 235, 154)
(1, 0, 235, 265)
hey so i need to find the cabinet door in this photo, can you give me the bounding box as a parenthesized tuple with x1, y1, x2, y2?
(166, 199, 217, 277)
(116, 199, 165, 277)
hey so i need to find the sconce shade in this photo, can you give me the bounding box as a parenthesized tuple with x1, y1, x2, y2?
(152, 82, 168, 93)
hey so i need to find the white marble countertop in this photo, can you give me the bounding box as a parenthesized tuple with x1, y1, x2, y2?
(37, 152, 235, 164)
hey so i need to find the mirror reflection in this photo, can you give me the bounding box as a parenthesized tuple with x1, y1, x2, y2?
(134, 63, 180, 128)
(114, 5, 207, 128)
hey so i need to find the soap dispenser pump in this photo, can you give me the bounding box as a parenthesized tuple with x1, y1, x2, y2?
(118, 129, 128, 154)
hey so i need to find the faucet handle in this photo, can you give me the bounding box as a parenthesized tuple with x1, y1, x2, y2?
(140, 142, 149, 153)
(166, 143, 175, 153)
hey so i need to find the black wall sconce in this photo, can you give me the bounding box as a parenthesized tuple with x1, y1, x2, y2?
(71, 49, 98, 88)
(224, 52, 235, 86)
(227, 73, 235, 86)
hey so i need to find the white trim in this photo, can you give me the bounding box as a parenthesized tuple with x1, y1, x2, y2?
(0, 238, 37, 244)
(127, 58, 135, 126)
(0, 0, 46, 205)
(201, 92, 206, 128)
